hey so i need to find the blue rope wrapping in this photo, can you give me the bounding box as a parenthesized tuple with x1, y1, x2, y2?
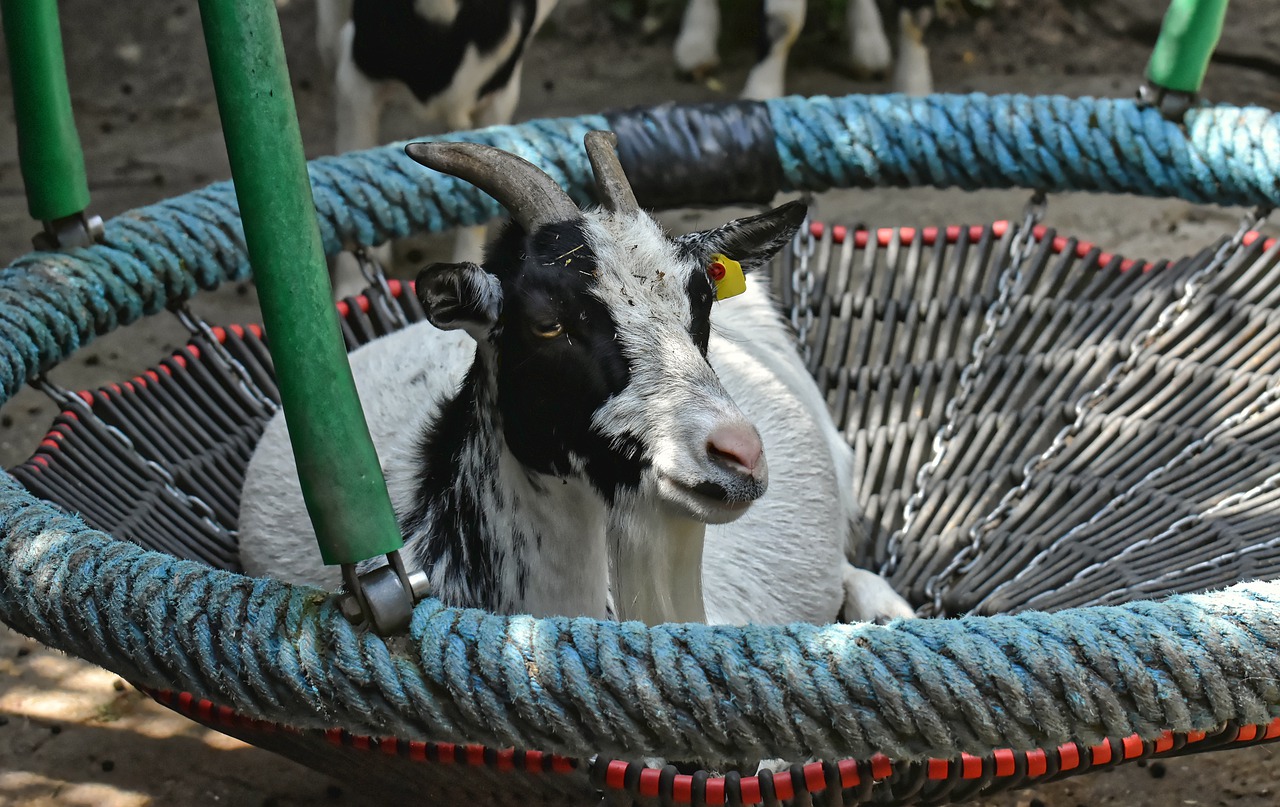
(769, 94, 1280, 206)
(2, 474, 1278, 762)
(2, 93, 1280, 762)
(2, 95, 1279, 402)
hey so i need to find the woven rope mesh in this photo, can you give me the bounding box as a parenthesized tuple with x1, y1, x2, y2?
(781, 222, 1280, 616)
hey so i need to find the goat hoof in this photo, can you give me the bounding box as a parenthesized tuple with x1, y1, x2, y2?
(840, 565, 916, 623)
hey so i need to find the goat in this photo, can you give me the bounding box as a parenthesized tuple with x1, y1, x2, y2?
(238, 134, 911, 625)
(315, 0, 558, 294)
(673, 0, 934, 99)
(243, 133, 780, 617)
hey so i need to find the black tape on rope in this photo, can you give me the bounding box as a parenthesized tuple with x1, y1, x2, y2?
(604, 101, 783, 210)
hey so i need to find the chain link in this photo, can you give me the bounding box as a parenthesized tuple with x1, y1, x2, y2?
(880, 194, 1045, 579)
(174, 305, 278, 415)
(1080, 461, 1280, 607)
(921, 205, 1271, 616)
(971, 206, 1275, 612)
(1044, 459, 1280, 611)
(352, 246, 409, 331)
(789, 214, 818, 364)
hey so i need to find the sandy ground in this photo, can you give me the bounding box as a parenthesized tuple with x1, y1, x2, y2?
(2, 0, 1280, 804)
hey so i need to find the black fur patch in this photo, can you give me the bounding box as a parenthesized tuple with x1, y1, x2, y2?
(417, 261, 498, 331)
(757, 3, 791, 61)
(484, 221, 646, 493)
(405, 363, 504, 610)
(685, 268, 715, 357)
(405, 218, 707, 607)
(350, 0, 536, 104)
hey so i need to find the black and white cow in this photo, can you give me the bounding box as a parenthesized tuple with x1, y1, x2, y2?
(674, 0, 935, 99)
(317, 0, 556, 148)
(316, 0, 559, 293)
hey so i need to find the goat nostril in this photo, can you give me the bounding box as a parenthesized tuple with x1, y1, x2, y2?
(706, 425, 763, 475)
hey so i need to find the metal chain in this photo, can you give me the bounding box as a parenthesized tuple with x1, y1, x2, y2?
(788, 213, 817, 364)
(880, 194, 1045, 578)
(977, 360, 1280, 612)
(353, 246, 409, 331)
(1082, 462, 1280, 608)
(173, 305, 278, 415)
(1044, 459, 1280, 611)
(922, 205, 1271, 616)
(971, 206, 1275, 613)
(32, 376, 230, 536)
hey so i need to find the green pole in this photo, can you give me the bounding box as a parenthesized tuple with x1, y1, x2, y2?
(195, 0, 402, 566)
(1145, 0, 1229, 95)
(0, 0, 91, 223)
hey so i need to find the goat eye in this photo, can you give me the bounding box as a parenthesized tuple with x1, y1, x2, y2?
(532, 321, 564, 339)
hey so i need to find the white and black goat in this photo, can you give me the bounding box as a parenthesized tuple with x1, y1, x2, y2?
(674, 0, 935, 99)
(238, 134, 912, 625)
(316, 0, 558, 293)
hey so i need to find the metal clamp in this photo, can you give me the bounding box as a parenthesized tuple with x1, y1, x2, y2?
(338, 551, 430, 635)
(1136, 81, 1197, 123)
(33, 211, 104, 251)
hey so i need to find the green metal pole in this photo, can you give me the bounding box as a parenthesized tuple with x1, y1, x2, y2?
(0, 0, 91, 223)
(1145, 0, 1229, 94)
(195, 0, 402, 566)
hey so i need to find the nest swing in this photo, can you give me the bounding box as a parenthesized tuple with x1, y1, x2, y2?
(3, 90, 1280, 804)
(4, 0, 1280, 801)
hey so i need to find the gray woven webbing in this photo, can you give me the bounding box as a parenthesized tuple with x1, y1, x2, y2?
(777, 222, 1280, 616)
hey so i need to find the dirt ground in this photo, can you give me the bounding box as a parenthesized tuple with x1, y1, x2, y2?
(2, 0, 1280, 805)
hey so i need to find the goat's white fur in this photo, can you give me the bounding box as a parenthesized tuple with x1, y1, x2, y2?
(847, 0, 892, 76)
(742, 0, 806, 101)
(609, 278, 912, 625)
(672, 0, 721, 78)
(891, 6, 934, 96)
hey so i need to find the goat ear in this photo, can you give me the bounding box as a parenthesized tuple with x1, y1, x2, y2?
(687, 200, 807, 273)
(416, 262, 502, 339)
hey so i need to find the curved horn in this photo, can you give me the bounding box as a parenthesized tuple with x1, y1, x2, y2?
(584, 131, 639, 215)
(404, 141, 580, 233)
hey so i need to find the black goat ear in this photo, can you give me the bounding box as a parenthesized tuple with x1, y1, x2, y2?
(416, 262, 502, 339)
(683, 200, 807, 273)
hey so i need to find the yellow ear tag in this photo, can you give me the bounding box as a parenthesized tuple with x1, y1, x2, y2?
(708, 253, 746, 301)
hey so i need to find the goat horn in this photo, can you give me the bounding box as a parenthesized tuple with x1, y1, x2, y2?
(404, 141, 580, 233)
(584, 131, 639, 215)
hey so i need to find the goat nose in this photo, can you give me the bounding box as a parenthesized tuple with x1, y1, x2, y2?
(707, 423, 764, 476)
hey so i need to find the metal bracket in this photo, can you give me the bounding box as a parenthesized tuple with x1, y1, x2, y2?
(338, 551, 430, 635)
(1136, 81, 1197, 123)
(33, 210, 104, 251)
